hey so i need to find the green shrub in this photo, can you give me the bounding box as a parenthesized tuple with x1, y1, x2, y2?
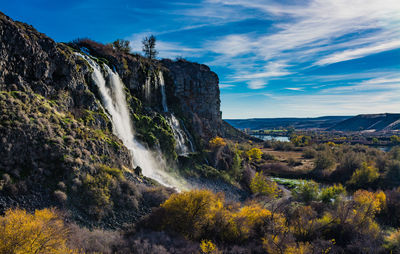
(319, 184, 346, 204)
(314, 150, 335, 171)
(262, 153, 276, 161)
(335, 151, 366, 180)
(302, 148, 317, 159)
(273, 141, 294, 151)
(293, 180, 319, 203)
(230, 148, 243, 180)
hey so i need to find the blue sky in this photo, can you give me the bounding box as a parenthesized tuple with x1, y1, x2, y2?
(2, 0, 400, 118)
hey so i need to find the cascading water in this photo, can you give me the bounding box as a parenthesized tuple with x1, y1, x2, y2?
(159, 72, 168, 113)
(77, 53, 183, 189)
(158, 71, 194, 155)
(144, 76, 151, 101)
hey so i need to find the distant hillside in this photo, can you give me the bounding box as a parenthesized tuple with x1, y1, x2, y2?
(330, 113, 400, 132)
(225, 116, 352, 130)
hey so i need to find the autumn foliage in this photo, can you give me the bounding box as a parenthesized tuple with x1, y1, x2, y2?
(209, 136, 227, 147)
(0, 208, 77, 254)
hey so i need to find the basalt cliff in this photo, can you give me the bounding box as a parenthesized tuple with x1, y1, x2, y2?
(0, 12, 233, 227)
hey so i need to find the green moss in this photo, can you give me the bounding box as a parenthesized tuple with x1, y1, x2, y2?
(121, 58, 130, 74)
(97, 164, 125, 180)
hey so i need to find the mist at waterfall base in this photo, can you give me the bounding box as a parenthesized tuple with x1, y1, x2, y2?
(77, 53, 187, 190)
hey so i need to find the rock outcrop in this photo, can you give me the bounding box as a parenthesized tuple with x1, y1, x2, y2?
(0, 11, 225, 227)
(161, 59, 222, 140)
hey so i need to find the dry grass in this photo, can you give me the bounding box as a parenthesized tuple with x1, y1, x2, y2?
(261, 148, 314, 174)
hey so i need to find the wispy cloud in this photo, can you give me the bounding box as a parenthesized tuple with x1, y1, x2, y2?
(285, 87, 304, 91)
(248, 80, 267, 89)
(316, 40, 400, 65)
(123, 0, 400, 117)
(219, 83, 235, 89)
(202, 0, 400, 88)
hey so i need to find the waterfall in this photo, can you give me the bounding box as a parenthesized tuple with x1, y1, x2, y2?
(77, 53, 182, 189)
(158, 71, 168, 113)
(144, 76, 151, 101)
(158, 71, 194, 156)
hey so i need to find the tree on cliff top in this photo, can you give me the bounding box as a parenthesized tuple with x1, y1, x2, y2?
(142, 35, 158, 59)
(112, 39, 131, 54)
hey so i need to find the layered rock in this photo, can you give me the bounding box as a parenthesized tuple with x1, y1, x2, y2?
(161, 59, 222, 140)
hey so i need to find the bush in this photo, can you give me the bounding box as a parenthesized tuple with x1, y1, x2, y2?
(384, 188, 400, 227)
(353, 190, 386, 215)
(334, 151, 366, 180)
(0, 208, 76, 253)
(151, 190, 272, 242)
(262, 153, 276, 161)
(293, 180, 319, 203)
(390, 146, 400, 161)
(159, 190, 224, 239)
(385, 160, 400, 184)
(287, 157, 301, 167)
(54, 190, 68, 203)
(314, 150, 336, 171)
(250, 171, 280, 198)
(320, 184, 346, 204)
(347, 163, 380, 189)
(246, 148, 263, 161)
(273, 141, 294, 151)
(142, 186, 174, 207)
(67, 224, 124, 254)
(209, 137, 227, 147)
(200, 240, 220, 254)
(302, 148, 317, 159)
(230, 148, 243, 180)
(384, 229, 400, 253)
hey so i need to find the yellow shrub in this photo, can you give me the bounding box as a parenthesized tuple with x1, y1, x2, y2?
(347, 162, 379, 188)
(250, 171, 280, 198)
(161, 189, 224, 238)
(246, 148, 263, 161)
(209, 136, 227, 147)
(200, 240, 220, 254)
(159, 190, 272, 242)
(0, 208, 78, 254)
(353, 189, 386, 215)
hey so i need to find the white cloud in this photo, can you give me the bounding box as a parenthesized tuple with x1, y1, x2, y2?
(316, 41, 400, 65)
(321, 76, 400, 93)
(236, 61, 292, 79)
(285, 88, 303, 91)
(248, 80, 267, 89)
(208, 34, 253, 56)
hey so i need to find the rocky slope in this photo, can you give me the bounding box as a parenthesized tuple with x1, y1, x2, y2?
(0, 12, 225, 227)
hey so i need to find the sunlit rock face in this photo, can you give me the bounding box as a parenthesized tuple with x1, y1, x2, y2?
(161, 58, 222, 141)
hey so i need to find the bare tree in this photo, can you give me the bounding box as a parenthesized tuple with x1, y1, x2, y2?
(142, 35, 158, 59)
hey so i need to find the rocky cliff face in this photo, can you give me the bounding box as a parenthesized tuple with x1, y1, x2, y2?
(0, 12, 224, 227)
(161, 59, 222, 141)
(73, 40, 223, 142)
